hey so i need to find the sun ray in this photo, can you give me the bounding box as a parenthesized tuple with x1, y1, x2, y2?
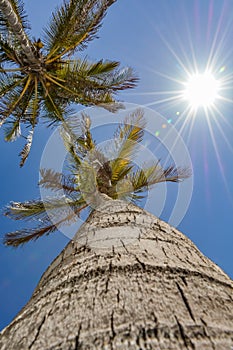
(205, 108, 233, 203)
(206, 3, 230, 71)
(207, 107, 233, 154)
(156, 32, 192, 77)
(211, 104, 233, 131)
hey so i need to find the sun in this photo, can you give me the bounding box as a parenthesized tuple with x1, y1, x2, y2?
(183, 71, 220, 110)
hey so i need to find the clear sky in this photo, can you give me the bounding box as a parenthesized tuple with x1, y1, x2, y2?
(0, 0, 233, 331)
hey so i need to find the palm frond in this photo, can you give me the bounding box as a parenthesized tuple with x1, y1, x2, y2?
(3, 196, 87, 247)
(44, 0, 116, 61)
(39, 168, 78, 194)
(3, 211, 76, 247)
(0, 75, 33, 121)
(40, 87, 67, 124)
(130, 162, 192, 195)
(76, 113, 95, 151)
(60, 126, 82, 168)
(4, 196, 85, 222)
(0, 75, 27, 117)
(111, 109, 146, 184)
(57, 59, 137, 105)
(59, 113, 96, 170)
(4, 116, 21, 141)
(0, 72, 23, 93)
(0, 37, 21, 65)
(3, 223, 59, 247)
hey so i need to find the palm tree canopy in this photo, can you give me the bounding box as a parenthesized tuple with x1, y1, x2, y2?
(3, 109, 191, 247)
(0, 0, 137, 165)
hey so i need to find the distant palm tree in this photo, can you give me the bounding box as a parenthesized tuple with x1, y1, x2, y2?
(0, 0, 137, 166)
(3, 109, 190, 246)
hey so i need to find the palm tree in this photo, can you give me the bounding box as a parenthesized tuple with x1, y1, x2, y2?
(0, 0, 137, 166)
(0, 204, 232, 349)
(2, 109, 190, 246)
(1, 111, 232, 349)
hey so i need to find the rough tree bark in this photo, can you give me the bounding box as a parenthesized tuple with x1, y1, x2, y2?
(0, 200, 232, 349)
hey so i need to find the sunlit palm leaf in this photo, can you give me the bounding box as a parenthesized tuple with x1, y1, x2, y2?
(129, 163, 191, 195)
(44, 0, 115, 60)
(111, 109, 145, 184)
(59, 60, 137, 102)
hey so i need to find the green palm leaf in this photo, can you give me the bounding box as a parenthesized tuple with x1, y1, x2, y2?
(44, 0, 115, 60)
(111, 109, 145, 184)
(3, 116, 21, 141)
(128, 163, 191, 197)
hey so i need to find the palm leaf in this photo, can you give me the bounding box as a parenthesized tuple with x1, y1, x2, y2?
(111, 109, 146, 184)
(0, 37, 21, 65)
(39, 168, 78, 194)
(4, 116, 21, 141)
(3, 200, 88, 247)
(3, 211, 76, 247)
(4, 196, 85, 222)
(58, 59, 137, 103)
(129, 163, 191, 195)
(3, 223, 60, 247)
(60, 113, 96, 170)
(3, 196, 87, 247)
(44, 0, 116, 61)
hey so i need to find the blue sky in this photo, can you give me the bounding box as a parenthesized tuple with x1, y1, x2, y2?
(0, 0, 233, 330)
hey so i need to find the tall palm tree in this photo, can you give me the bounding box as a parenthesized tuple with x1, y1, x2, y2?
(0, 0, 137, 166)
(2, 109, 190, 246)
(1, 202, 232, 349)
(1, 112, 232, 349)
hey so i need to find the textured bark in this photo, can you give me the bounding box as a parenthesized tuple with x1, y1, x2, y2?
(0, 200, 233, 349)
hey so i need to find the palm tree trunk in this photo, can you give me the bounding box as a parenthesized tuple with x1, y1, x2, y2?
(0, 200, 232, 349)
(0, 0, 37, 64)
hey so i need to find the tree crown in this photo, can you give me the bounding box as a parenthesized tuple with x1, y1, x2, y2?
(0, 0, 137, 165)
(3, 109, 191, 247)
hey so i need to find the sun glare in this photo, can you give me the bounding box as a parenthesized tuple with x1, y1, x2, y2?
(183, 72, 219, 109)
